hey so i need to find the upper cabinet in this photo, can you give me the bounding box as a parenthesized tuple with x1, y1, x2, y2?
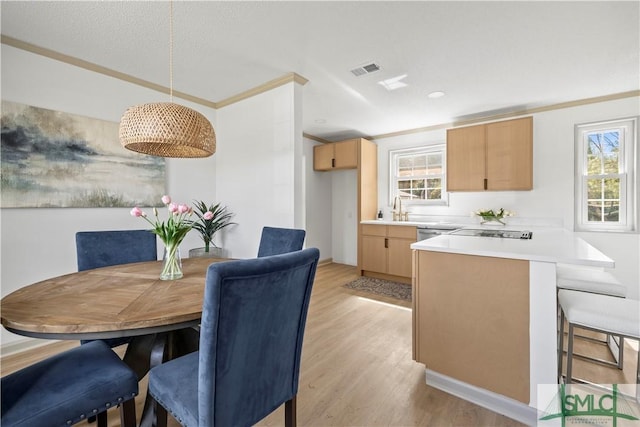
(446, 117, 533, 191)
(313, 139, 358, 170)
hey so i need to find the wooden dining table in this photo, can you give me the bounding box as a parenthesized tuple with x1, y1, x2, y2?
(1, 256, 227, 427)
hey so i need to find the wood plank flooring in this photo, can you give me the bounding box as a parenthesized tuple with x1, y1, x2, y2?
(2, 262, 638, 426)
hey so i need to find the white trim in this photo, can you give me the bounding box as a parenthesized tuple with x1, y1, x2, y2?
(425, 369, 538, 426)
(388, 144, 448, 206)
(574, 117, 638, 232)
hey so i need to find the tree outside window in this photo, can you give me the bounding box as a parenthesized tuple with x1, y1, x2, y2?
(575, 117, 637, 232)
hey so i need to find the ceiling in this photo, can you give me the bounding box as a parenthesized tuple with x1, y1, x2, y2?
(1, 1, 638, 142)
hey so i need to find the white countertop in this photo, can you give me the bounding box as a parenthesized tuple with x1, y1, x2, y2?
(410, 228, 614, 267)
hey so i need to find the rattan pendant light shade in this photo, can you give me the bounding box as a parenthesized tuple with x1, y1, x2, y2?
(120, 102, 216, 158)
(119, 0, 215, 158)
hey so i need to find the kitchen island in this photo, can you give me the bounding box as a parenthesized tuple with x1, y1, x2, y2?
(410, 228, 614, 425)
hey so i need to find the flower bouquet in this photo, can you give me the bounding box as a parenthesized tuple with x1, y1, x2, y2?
(131, 195, 193, 280)
(473, 208, 514, 225)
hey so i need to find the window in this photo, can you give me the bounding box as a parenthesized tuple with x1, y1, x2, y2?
(575, 117, 637, 232)
(389, 145, 447, 205)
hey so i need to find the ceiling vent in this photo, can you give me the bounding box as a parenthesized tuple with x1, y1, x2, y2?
(350, 62, 381, 76)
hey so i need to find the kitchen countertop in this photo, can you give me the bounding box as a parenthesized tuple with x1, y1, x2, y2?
(361, 219, 459, 227)
(410, 228, 614, 268)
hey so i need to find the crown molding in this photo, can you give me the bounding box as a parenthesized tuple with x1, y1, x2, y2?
(1, 35, 308, 111)
(216, 73, 308, 109)
(369, 90, 640, 140)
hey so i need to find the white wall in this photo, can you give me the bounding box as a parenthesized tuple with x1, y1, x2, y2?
(0, 45, 219, 347)
(331, 170, 358, 265)
(303, 138, 333, 262)
(216, 84, 295, 259)
(374, 97, 640, 299)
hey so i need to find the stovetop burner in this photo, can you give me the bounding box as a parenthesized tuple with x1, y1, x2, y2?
(450, 229, 533, 239)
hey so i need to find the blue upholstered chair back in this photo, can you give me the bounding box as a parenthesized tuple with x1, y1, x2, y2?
(199, 247, 319, 426)
(76, 230, 157, 271)
(257, 226, 306, 257)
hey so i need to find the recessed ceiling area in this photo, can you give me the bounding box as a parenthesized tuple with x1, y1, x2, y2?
(1, 1, 638, 142)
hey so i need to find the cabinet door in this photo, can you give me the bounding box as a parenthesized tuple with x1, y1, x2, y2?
(313, 143, 335, 171)
(361, 235, 387, 273)
(446, 125, 486, 191)
(486, 117, 533, 190)
(387, 237, 415, 278)
(334, 139, 358, 169)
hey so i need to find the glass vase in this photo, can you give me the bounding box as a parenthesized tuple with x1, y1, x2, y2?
(160, 244, 183, 280)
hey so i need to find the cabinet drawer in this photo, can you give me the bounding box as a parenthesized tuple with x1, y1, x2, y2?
(362, 224, 386, 236)
(387, 225, 417, 239)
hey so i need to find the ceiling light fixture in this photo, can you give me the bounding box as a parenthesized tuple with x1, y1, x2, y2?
(378, 74, 408, 91)
(427, 91, 445, 99)
(119, 1, 215, 158)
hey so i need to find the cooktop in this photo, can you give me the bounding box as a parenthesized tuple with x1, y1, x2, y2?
(450, 229, 533, 239)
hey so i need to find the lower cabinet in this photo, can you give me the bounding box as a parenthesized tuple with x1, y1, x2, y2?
(360, 224, 416, 281)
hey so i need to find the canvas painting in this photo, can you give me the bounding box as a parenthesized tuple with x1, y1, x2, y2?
(1, 101, 165, 208)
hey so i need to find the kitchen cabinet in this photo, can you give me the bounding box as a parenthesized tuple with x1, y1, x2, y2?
(446, 116, 533, 191)
(313, 139, 358, 170)
(360, 224, 416, 282)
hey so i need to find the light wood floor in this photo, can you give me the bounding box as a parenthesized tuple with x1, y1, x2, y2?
(2, 262, 638, 426)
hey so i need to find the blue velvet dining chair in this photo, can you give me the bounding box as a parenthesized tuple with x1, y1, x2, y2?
(76, 229, 157, 272)
(148, 247, 320, 427)
(76, 229, 157, 348)
(257, 226, 306, 257)
(1, 340, 138, 427)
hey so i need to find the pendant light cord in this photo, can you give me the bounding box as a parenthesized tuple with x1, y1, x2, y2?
(169, 0, 174, 103)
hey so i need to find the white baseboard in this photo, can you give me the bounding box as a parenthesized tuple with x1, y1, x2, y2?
(425, 369, 538, 426)
(1, 337, 59, 357)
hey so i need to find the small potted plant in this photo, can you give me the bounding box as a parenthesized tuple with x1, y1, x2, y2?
(188, 201, 235, 258)
(473, 208, 515, 225)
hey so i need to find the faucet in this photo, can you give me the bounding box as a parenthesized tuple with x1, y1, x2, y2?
(393, 196, 402, 221)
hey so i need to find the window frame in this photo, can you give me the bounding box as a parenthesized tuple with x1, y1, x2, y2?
(388, 144, 448, 206)
(574, 117, 638, 232)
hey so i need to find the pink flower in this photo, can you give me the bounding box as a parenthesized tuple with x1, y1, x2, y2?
(178, 204, 189, 214)
(168, 203, 178, 213)
(161, 195, 171, 205)
(130, 207, 144, 217)
(203, 211, 214, 221)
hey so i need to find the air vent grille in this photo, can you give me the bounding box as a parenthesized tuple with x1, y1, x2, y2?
(350, 62, 381, 76)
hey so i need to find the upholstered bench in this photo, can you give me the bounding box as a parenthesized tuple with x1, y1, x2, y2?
(1, 340, 138, 427)
(557, 289, 640, 387)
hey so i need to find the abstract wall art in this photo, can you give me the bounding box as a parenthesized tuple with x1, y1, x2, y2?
(1, 101, 165, 208)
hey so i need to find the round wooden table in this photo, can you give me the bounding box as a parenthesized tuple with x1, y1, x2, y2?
(1, 257, 224, 340)
(1, 256, 227, 427)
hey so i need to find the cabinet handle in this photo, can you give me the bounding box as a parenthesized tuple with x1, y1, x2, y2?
(384, 238, 388, 248)
(484, 178, 488, 190)
(332, 158, 335, 168)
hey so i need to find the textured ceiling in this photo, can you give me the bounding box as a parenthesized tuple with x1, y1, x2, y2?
(1, 1, 638, 141)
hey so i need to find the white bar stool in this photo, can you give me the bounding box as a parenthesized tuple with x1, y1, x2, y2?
(556, 265, 627, 367)
(557, 289, 640, 391)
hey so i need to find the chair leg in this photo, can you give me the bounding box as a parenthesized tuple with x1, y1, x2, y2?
(285, 396, 297, 427)
(120, 399, 137, 427)
(97, 411, 108, 427)
(153, 398, 168, 427)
